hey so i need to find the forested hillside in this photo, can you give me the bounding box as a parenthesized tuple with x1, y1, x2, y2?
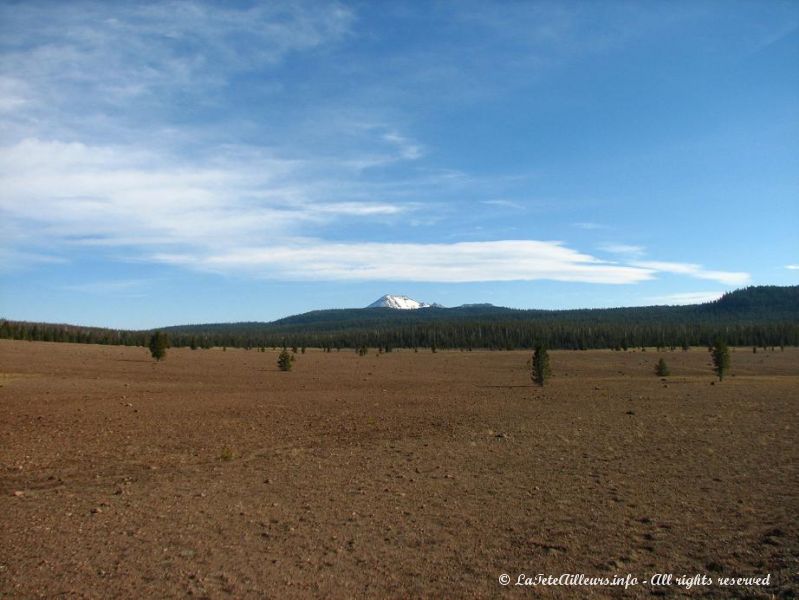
(2, 286, 797, 350)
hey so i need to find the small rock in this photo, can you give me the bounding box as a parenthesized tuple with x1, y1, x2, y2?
(91, 507, 102, 514)
(12, 490, 24, 497)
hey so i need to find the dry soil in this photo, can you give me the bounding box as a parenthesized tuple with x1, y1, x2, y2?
(1, 340, 797, 598)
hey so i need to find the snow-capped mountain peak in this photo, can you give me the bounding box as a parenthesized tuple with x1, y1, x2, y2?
(367, 294, 433, 310)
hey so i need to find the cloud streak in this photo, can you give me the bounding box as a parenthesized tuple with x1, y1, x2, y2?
(0, 2, 354, 119)
(632, 261, 750, 286)
(61, 279, 154, 295)
(599, 243, 646, 258)
(0, 3, 756, 294)
(0, 138, 411, 249)
(0, 137, 750, 287)
(153, 240, 656, 284)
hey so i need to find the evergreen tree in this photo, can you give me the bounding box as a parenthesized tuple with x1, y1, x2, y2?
(712, 340, 730, 381)
(148, 331, 169, 361)
(277, 348, 292, 371)
(531, 345, 551, 387)
(655, 358, 670, 377)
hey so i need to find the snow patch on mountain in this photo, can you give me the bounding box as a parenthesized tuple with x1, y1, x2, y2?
(367, 295, 438, 309)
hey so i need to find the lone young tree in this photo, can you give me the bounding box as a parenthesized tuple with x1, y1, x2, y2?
(531, 345, 551, 387)
(655, 357, 670, 377)
(148, 331, 169, 362)
(277, 348, 292, 372)
(712, 340, 730, 381)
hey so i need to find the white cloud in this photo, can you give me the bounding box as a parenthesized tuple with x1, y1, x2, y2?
(61, 279, 153, 295)
(152, 240, 655, 284)
(0, 77, 30, 113)
(0, 2, 354, 104)
(0, 138, 409, 249)
(632, 261, 750, 286)
(599, 243, 645, 257)
(786, 264, 799, 270)
(0, 248, 68, 272)
(573, 222, 607, 230)
(308, 202, 404, 216)
(480, 199, 524, 209)
(0, 138, 752, 288)
(382, 131, 424, 161)
(0, 6, 758, 292)
(646, 291, 725, 305)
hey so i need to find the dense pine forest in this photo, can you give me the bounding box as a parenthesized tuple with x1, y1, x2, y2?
(2, 286, 797, 351)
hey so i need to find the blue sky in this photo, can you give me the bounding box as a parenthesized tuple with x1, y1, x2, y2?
(1, 0, 797, 329)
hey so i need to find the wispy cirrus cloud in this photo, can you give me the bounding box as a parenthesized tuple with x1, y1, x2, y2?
(632, 261, 750, 286)
(0, 2, 354, 127)
(153, 240, 656, 284)
(480, 199, 525, 210)
(0, 2, 757, 295)
(61, 279, 154, 295)
(599, 243, 646, 258)
(382, 131, 424, 161)
(573, 222, 608, 230)
(0, 248, 68, 273)
(148, 241, 750, 286)
(0, 136, 751, 287)
(0, 138, 412, 250)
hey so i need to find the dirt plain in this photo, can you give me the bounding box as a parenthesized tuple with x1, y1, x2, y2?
(0, 339, 797, 599)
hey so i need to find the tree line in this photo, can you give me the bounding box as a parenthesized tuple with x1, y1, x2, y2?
(2, 318, 796, 351)
(2, 286, 796, 351)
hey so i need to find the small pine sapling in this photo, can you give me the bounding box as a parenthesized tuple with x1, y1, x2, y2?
(655, 358, 670, 377)
(712, 340, 730, 381)
(531, 345, 551, 387)
(148, 331, 169, 362)
(277, 348, 292, 371)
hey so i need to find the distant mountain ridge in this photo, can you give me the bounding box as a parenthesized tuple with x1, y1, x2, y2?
(3, 285, 797, 350)
(148, 285, 799, 346)
(167, 285, 798, 332)
(367, 294, 436, 309)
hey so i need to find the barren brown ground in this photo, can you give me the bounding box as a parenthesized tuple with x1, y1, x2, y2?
(1, 340, 797, 599)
